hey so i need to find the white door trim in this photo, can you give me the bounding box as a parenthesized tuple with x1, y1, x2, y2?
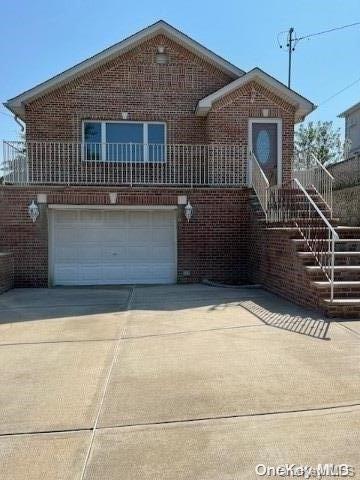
(48, 204, 178, 211)
(248, 118, 282, 185)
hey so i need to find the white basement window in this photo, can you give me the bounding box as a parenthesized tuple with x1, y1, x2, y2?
(82, 121, 166, 162)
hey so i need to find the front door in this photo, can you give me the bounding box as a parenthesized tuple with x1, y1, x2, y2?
(250, 121, 281, 185)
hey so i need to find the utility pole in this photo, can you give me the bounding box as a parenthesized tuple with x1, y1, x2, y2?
(287, 27, 295, 88)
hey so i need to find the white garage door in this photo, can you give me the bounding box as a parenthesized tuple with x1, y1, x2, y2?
(50, 208, 177, 285)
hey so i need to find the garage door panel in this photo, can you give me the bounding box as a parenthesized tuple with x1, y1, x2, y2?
(103, 211, 128, 226)
(78, 265, 103, 282)
(128, 212, 151, 227)
(54, 227, 76, 243)
(100, 229, 128, 243)
(101, 246, 128, 263)
(52, 209, 176, 285)
(76, 228, 104, 243)
(127, 228, 152, 245)
(79, 210, 104, 224)
(150, 246, 175, 262)
(151, 211, 175, 226)
(53, 265, 79, 284)
(151, 228, 174, 245)
(54, 210, 79, 224)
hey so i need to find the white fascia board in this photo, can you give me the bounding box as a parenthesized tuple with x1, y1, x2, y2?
(196, 68, 315, 122)
(5, 20, 244, 120)
(338, 101, 360, 118)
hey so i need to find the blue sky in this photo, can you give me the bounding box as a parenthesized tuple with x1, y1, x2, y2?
(1, 0, 359, 140)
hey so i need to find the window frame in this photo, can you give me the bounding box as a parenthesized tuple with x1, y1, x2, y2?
(82, 120, 167, 163)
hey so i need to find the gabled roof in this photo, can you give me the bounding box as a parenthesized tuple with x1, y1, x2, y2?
(339, 101, 360, 118)
(196, 68, 315, 122)
(5, 20, 244, 119)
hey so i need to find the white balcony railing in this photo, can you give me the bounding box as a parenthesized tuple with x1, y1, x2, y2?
(1, 141, 248, 187)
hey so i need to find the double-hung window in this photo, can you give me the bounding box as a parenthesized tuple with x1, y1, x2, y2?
(83, 121, 166, 162)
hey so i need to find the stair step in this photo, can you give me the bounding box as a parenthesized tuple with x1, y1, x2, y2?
(293, 238, 360, 244)
(269, 226, 359, 233)
(306, 265, 360, 272)
(298, 251, 360, 258)
(323, 298, 360, 305)
(312, 281, 360, 288)
(336, 226, 360, 230)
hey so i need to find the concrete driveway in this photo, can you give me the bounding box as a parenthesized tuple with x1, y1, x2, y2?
(0, 285, 359, 479)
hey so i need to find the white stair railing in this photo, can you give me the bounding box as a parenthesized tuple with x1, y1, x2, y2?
(249, 153, 338, 302)
(293, 150, 334, 216)
(267, 178, 339, 302)
(249, 151, 269, 219)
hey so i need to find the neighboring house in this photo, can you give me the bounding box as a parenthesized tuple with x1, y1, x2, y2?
(339, 101, 360, 158)
(1, 20, 359, 317)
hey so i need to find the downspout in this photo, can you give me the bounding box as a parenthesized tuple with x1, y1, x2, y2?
(14, 115, 25, 132)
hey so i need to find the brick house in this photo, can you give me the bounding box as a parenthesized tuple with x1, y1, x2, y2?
(2, 21, 359, 317)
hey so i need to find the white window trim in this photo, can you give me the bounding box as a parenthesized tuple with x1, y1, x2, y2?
(82, 120, 167, 163)
(248, 118, 282, 186)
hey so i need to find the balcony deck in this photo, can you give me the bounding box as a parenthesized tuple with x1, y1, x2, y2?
(2, 141, 248, 187)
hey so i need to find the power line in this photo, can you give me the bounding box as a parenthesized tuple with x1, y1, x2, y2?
(277, 21, 360, 88)
(296, 21, 360, 42)
(318, 75, 360, 107)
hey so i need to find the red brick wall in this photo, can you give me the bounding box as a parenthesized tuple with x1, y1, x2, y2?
(206, 81, 295, 182)
(25, 35, 233, 144)
(0, 186, 251, 287)
(247, 210, 321, 310)
(0, 253, 14, 294)
(24, 34, 295, 184)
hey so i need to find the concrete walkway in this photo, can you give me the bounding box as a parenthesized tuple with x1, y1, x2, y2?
(0, 285, 359, 479)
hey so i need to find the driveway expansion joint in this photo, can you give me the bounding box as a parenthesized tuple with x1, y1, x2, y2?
(97, 402, 360, 430)
(79, 285, 136, 480)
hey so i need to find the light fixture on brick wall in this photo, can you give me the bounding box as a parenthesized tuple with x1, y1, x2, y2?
(184, 201, 193, 222)
(28, 200, 39, 223)
(109, 192, 117, 204)
(155, 45, 169, 65)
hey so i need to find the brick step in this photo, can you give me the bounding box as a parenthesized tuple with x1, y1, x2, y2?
(293, 239, 360, 252)
(261, 218, 340, 226)
(311, 280, 360, 298)
(298, 251, 360, 267)
(269, 226, 360, 237)
(306, 265, 360, 272)
(311, 280, 360, 289)
(285, 202, 329, 212)
(323, 298, 360, 305)
(298, 251, 360, 258)
(305, 266, 360, 281)
(323, 298, 360, 318)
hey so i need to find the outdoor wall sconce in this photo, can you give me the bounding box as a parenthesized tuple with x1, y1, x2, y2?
(28, 200, 39, 223)
(184, 201, 193, 222)
(109, 192, 117, 204)
(155, 45, 169, 64)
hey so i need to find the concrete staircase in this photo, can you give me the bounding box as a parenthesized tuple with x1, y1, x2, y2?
(294, 224, 360, 317)
(250, 187, 360, 318)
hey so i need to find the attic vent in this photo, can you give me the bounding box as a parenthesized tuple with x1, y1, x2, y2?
(155, 45, 169, 64)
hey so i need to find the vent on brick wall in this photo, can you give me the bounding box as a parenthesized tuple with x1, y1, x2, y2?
(155, 46, 169, 64)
